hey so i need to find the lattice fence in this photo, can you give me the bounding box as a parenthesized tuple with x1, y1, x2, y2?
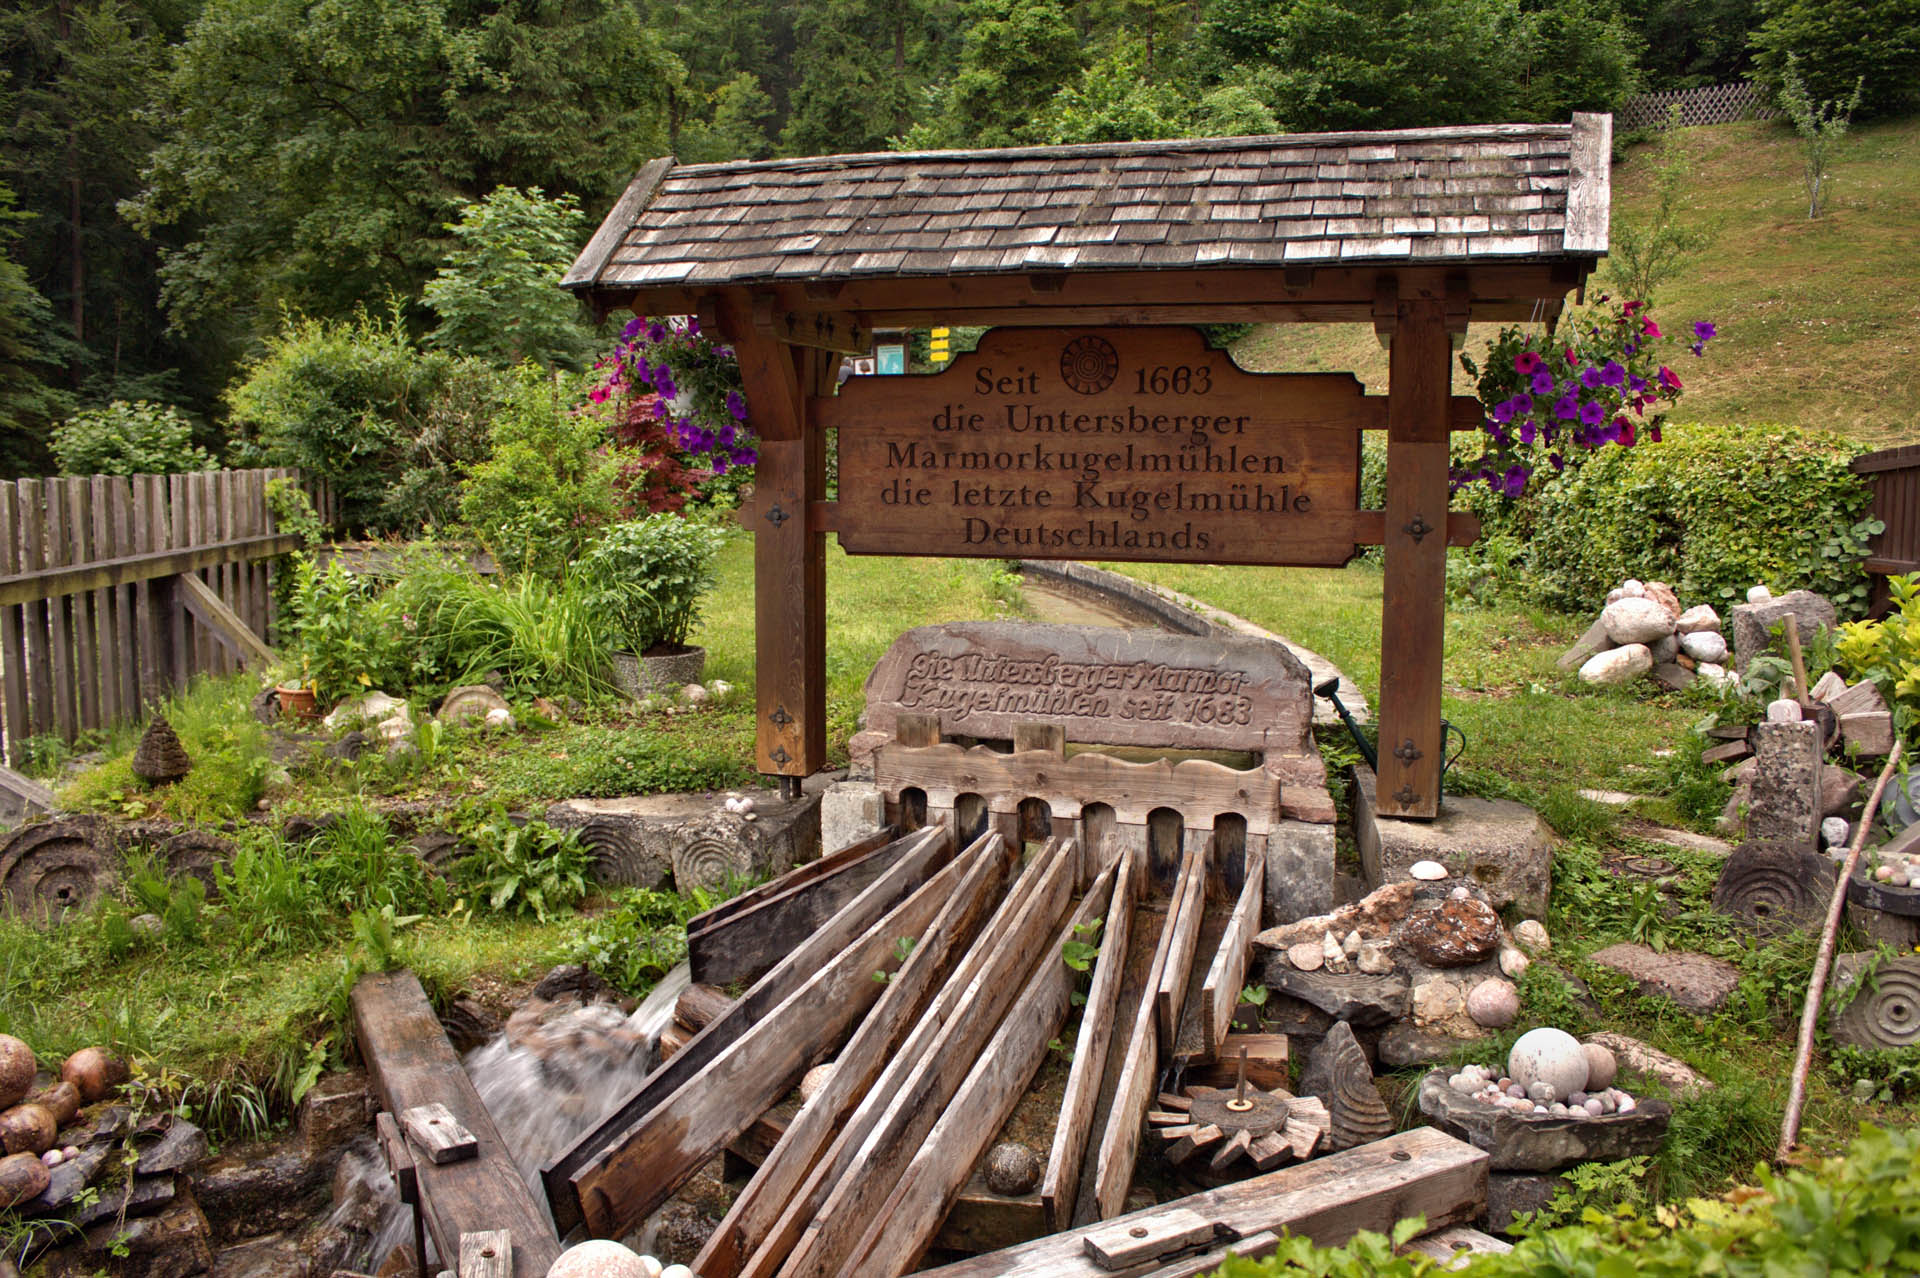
(1621, 83, 1779, 130)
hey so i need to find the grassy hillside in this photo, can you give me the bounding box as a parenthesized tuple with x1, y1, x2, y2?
(1231, 116, 1920, 448)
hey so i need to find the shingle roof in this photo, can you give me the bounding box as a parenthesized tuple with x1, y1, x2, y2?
(565, 115, 1610, 295)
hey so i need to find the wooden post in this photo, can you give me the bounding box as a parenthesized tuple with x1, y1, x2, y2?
(1375, 285, 1452, 819)
(718, 292, 827, 783)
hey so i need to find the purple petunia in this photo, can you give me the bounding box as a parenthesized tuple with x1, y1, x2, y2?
(1554, 393, 1580, 421)
(1600, 360, 1626, 387)
(1493, 399, 1517, 424)
(1693, 320, 1716, 343)
(1580, 401, 1606, 426)
(1531, 370, 1555, 395)
(1515, 351, 1544, 376)
(1580, 365, 1605, 390)
(726, 390, 747, 421)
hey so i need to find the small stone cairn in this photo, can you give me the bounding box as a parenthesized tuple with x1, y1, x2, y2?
(1560, 578, 1736, 692)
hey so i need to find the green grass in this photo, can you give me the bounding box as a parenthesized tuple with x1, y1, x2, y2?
(1230, 116, 1920, 448)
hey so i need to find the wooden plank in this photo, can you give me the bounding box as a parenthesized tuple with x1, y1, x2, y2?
(761, 836, 1077, 1278)
(68, 478, 100, 732)
(1201, 855, 1265, 1059)
(0, 532, 301, 607)
(1374, 290, 1451, 819)
(1404, 1225, 1513, 1267)
(175, 571, 276, 668)
(568, 840, 995, 1240)
(764, 309, 871, 355)
(351, 971, 561, 1278)
(689, 826, 896, 935)
(375, 1111, 417, 1204)
(0, 485, 24, 764)
(130, 477, 160, 707)
(688, 826, 919, 986)
(0, 764, 56, 817)
(1092, 846, 1204, 1221)
(1083, 1207, 1213, 1270)
(1070, 898, 1165, 1228)
(918, 1127, 1488, 1277)
(218, 470, 238, 675)
(43, 482, 75, 741)
(166, 474, 188, 688)
(1155, 844, 1208, 1042)
(401, 1102, 479, 1164)
(1042, 842, 1141, 1231)
(693, 833, 1013, 1278)
(458, 1230, 512, 1278)
(17, 482, 54, 737)
(562, 156, 676, 288)
(1563, 112, 1612, 254)
(838, 864, 1115, 1278)
(543, 824, 955, 1234)
(102, 477, 134, 724)
(1187, 1034, 1290, 1092)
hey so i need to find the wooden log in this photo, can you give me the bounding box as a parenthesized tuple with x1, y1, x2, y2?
(675, 984, 733, 1034)
(836, 866, 1115, 1278)
(1042, 843, 1141, 1231)
(1201, 857, 1265, 1060)
(559, 826, 965, 1239)
(688, 827, 916, 987)
(1156, 845, 1207, 1042)
(457, 1231, 512, 1278)
(915, 1127, 1488, 1278)
(758, 837, 1077, 1278)
(351, 971, 560, 1278)
(1403, 1225, 1513, 1267)
(696, 833, 1012, 1278)
(1091, 846, 1205, 1221)
(401, 1103, 479, 1165)
(688, 827, 896, 935)
(1187, 1034, 1290, 1092)
(175, 570, 275, 669)
(543, 825, 954, 1234)
(1083, 1207, 1213, 1270)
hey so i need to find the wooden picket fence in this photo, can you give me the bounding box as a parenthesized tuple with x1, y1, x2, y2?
(1855, 444, 1920, 614)
(0, 468, 334, 768)
(1621, 83, 1779, 131)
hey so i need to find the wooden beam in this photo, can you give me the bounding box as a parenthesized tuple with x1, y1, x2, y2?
(350, 971, 561, 1278)
(813, 504, 1480, 549)
(687, 826, 916, 987)
(766, 836, 1077, 1278)
(1563, 113, 1612, 255)
(0, 765, 56, 819)
(1375, 287, 1453, 819)
(569, 834, 994, 1239)
(1041, 842, 1140, 1232)
(562, 156, 677, 289)
(1155, 846, 1208, 1043)
(763, 308, 871, 354)
(0, 533, 301, 608)
(914, 1127, 1488, 1277)
(174, 570, 275, 669)
(841, 867, 1117, 1277)
(688, 827, 896, 935)
(695, 833, 1014, 1278)
(542, 825, 954, 1234)
(458, 1231, 512, 1278)
(1200, 854, 1265, 1060)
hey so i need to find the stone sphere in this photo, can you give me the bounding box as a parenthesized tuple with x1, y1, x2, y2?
(548, 1240, 653, 1278)
(1498, 946, 1530, 980)
(1513, 920, 1551, 954)
(1508, 1028, 1588, 1099)
(1582, 1043, 1618, 1091)
(1466, 978, 1519, 1029)
(1408, 859, 1449, 881)
(800, 1062, 835, 1105)
(985, 1142, 1043, 1196)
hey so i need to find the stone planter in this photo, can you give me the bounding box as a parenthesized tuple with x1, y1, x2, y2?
(1417, 1069, 1671, 1172)
(611, 645, 705, 698)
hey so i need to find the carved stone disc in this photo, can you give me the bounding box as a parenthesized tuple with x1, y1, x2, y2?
(1832, 956, 1920, 1050)
(1185, 1089, 1289, 1139)
(1711, 841, 1834, 936)
(0, 818, 116, 926)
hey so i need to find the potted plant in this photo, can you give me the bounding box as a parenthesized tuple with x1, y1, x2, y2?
(581, 513, 728, 697)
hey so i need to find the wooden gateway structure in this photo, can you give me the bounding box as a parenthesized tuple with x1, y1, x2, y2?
(565, 115, 1610, 822)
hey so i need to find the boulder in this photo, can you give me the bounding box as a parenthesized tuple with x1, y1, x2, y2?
(1557, 615, 1615, 672)
(1643, 581, 1681, 618)
(1748, 720, 1823, 847)
(1377, 1023, 1459, 1069)
(322, 692, 404, 733)
(1351, 767, 1555, 918)
(1412, 976, 1465, 1026)
(1653, 662, 1694, 691)
(1821, 767, 1863, 818)
(1583, 1031, 1713, 1096)
(1400, 898, 1501, 968)
(1579, 644, 1653, 686)
(1485, 1172, 1568, 1233)
(1588, 943, 1740, 1013)
(437, 684, 510, 725)
(1601, 597, 1675, 646)
(1649, 633, 1680, 665)
(1731, 590, 1837, 674)
(1674, 604, 1721, 635)
(1259, 967, 1410, 1027)
(1466, 978, 1519, 1028)
(1253, 881, 1416, 952)
(1680, 630, 1729, 664)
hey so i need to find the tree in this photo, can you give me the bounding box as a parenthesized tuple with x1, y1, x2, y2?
(912, 0, 1084, 149)
(1520, 0, 1643, 121)
(1039, 42, 1193, 144)
(1776, 55, 1864, 218)
(1750, 0, 1920, 120)
(128, 0, 677, 339)
(423, 187, 596, 371)
(1618, 0, 1760, 89)
(678, 73, 779, 163)
(1602, 109, 1708, 303)
(0, 181, 69, 475)
(780, 0, 946, 155)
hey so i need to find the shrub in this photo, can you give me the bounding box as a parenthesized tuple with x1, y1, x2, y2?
(423, 186, 596, 371)
(580, 514, 728, 654)
(1836, 571, 1920, 745)
(1749, 0, 1920, 121)
(452, 813, 593, 922)
(459, 365, 620, 579)
(1520, 421, 1877, 617)
(51, 400, 215, 476)
(281, 554, 408, 704)
(436, 572, 613, 699)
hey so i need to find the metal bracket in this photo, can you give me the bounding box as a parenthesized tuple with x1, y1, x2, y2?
(766, 504, 789, 528)
(769, 705, 793, 727)
(1393, 738, 1423, 764)
(1393, 784, 1419, 807)
(1403, 514, 1434, 543)
(768, 746, 791, 766)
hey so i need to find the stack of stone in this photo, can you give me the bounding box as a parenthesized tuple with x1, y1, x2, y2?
(1560, 578, 1736, 692)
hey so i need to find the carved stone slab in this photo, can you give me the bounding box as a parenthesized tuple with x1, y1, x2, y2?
(862, 621, 1313, 756)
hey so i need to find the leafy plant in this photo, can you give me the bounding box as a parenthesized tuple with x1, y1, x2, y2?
(1239, 983, 1271, 1007)
(281, 554, 407, 704)
(264, 477, 326, 548)
(50, 399, 214, 476)
(592, 314, 755, 509)
(1829, 1043, 1920, 1102)
(1513, 1157, 1655, 1233)
(1061, 916, 1103, 972)
(1776, 54, 1865, 218)
(568, 885, 710, 995)
(579, 514, 728, 654)
(874, 934, 918, 984)
(1603, 107, 1709, 306)
(1837, 572, 1920, 748)
(454, 815, 593, 922)
(423, 186, 596, 371)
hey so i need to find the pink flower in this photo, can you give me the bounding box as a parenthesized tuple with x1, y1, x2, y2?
(1642, 318, 1662, 338)
(1657, 366, 1683, 392)
(587, 385, 611, 404)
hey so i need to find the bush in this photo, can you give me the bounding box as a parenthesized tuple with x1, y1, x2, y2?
(580, 514, 727, 654)
(1519, 421, 1877, 617)
(281, 554, 409, 704)
(1749, 0, 1920, 121)
(423, 186, 596, 371)
(459, 365, 620, 579)
(1837, 571, 1920, 745)
(51, 400, 215, 475)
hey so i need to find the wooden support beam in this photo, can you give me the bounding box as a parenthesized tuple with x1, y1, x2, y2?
(0, 533, 300, 608)
(915, 1127, 1488, 1278)
(695, 832, 1013, 1278)
(688, 827, 896, 936)
(1200, 855, 1266, 1060)
(1375, 287, 1453, 819)
(543, 825, 954, 1234)
(1155, 845, 1207, 1043)
(458, 1231, 512, 1278)
(840, 864, 1117, 1277)
(761, 836, 1077, 1278)
(175, 570, 275, 669)
(686, 826, 912, 986)
(763, 308, 871, 354)
(1042, 842, 1140, 1232)
(0, 765, 56, 820)
(350, 971, 561, 1278)
(570, 834, 994, 1239)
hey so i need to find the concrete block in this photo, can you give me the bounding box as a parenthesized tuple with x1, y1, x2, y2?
(1265, 818, 1336, 921)
(1747, 720, 1822, 848)
(1353, 765, 1554, 918)
(821, 780, 886, 855)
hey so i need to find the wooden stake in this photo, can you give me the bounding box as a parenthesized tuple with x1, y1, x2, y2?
(1778, 739, 1904, 1162)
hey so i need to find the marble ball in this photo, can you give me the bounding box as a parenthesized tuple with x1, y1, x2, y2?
(547, 1241, 653, 1278)
(1582, 1043, 1618, 1091)
(1466, 978, 1519, 1029)
(1508, 1028, 1588, 1099)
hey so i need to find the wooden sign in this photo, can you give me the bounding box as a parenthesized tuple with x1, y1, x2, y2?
(820, 327, 1367, 567)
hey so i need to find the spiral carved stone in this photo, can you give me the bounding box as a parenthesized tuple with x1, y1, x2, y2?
(1305, 1021, 1391, 1152)
(159, 830, 236, 892)
(671, 824, 753, 894)
(0, 818, 116, 926)
(1711, 841, 1834, 936)
(575, 817, 670, 890)
(1831, 956, 1920, 1050)
(407, 831, 464, 872)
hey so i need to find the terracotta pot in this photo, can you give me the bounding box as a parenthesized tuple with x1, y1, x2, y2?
(611, 645, 706, 699)
(275, 685, 320, 722)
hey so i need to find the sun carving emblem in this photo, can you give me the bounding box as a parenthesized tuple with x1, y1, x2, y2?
(1059, 335, 1120, 395)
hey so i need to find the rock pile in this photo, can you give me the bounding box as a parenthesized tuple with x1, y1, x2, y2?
(1559, 578, 1736, 692)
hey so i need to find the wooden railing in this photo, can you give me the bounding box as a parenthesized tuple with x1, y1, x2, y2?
(1854, 444, 1920, 615)
(0, 468, 332, 766)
